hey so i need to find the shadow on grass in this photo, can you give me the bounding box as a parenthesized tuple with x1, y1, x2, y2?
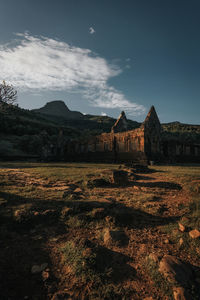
(134, 181, 182, 190)
(134, 174, 155, 181)
(0, 188, 179, 299)
(87, 178, 182, 190)
(0, 188, 179, 230)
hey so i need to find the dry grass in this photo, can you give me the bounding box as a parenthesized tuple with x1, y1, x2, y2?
(0, 161, 200, 299)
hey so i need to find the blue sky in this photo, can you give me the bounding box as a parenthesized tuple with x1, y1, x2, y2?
(0, 0, 200, 124)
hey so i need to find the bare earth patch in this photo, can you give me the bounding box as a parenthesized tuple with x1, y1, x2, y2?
(0, 162, 199, 299)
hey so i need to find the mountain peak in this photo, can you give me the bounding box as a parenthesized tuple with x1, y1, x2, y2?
(32, 100, 83, 120)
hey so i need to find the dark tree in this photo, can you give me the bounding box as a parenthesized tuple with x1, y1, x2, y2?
(0, 81, 17, 109)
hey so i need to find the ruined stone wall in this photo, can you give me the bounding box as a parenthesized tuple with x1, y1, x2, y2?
(63, 127, 147, 163)
(96, 127, 144, 152)
(62, 105, 200, 164)
(161, 140, 200, 162)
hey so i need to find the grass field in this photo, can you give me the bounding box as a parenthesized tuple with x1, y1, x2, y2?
(0, 162, 200, 299)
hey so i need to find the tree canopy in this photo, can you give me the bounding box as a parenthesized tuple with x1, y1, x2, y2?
(0, 81, 17, 109)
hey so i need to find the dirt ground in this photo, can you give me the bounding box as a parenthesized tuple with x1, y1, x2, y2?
(0, 163, 200, 299)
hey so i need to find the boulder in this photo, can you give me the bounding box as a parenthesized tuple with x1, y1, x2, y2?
(86, 178, 110, 188)
(103, 228, 129, 246)
(112, 170, 129, 185)
(147, 253, 161, 264)
(189, 229, 200, 239)
(178, 223, 186, 232)
(173, 287, 190, 300)
(159, 255, 193, 286)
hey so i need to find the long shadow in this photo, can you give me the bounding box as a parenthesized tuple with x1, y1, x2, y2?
(134, 174, 155, 181)
(127, 165, 166, 174)
(0, 190, 179, 230)
(0, 188, 179, 299)
(85, 178, 182, 190)
(0, 216, 59, 299)
(133, 181, 182, 190)
(82, 239, 136, 284)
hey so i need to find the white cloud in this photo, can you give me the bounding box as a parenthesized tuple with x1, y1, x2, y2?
(89, 27, 95, 34)
(0, 33, 145, 116)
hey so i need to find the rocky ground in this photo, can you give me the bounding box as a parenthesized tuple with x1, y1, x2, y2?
(0, 162, 199, 299)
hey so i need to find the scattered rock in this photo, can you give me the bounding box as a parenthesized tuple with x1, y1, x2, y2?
(164, 238, 170, 244)
(31, 263, 48, 274)
(112, 170, 129, 185)
(133, 185, 141, 191)
(179, 238, 184, 246)
(189, 229, 200, 239)
(86, 178, 110, 188)
(147, 253, 161, 264)
(14, 208, 31, 222)
(173, 286, 190, 300)
(159, 255, 193, 286)
(178, 223, 186, 232)
(103, 228, 129, 246)
(181, 217, 190, 224)
(42, 270, 50, 281)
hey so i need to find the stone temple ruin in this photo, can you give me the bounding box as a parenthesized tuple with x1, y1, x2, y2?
(63, 106, 200, 164)
(64, 106, 161, 164)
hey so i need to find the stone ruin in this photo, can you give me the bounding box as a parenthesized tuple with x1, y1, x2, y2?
(40, 105, 200, 163)
(63, 106, 162, 164)
(62, 105, 200, 164)
(111, 111, 128, 133)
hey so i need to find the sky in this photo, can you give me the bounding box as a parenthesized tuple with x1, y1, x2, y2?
(0, 0, 200, 124)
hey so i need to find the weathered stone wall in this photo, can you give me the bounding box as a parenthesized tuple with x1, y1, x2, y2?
(63, 127, 147, 163)
(161, 140, 200, 162)
(62, 106, 200, 164)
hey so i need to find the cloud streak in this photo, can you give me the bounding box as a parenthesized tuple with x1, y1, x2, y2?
(0, 33, 145, 115)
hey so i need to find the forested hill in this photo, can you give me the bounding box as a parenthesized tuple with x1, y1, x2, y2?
(162, 122, 200, 143)
(1, 103, 200, 136)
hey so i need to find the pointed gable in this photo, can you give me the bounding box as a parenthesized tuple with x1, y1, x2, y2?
(141, 106, 161, 133)
(111, 111, 128, 133)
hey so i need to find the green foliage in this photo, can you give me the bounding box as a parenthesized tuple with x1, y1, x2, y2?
(0, 81, 17, 107)
(60, 241, 129, 299)
(145, 257, 173, 298)
(162, 122, 200, 143)
(60, 241, 98, 281)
